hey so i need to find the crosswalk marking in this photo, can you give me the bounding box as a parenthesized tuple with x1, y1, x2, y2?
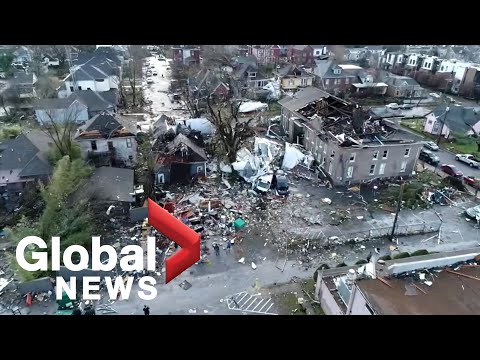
(225, 291, 277, 315)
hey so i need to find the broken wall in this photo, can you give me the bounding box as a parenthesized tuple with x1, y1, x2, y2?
(319, 141, 423, 186)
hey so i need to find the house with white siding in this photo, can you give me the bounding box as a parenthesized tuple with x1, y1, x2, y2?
(74, 114, 137, 168)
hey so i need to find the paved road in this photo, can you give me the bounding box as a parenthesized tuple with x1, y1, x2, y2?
(396, 125, 480, 179)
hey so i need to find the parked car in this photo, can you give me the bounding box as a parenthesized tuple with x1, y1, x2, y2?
(386, 103, 399, 110)
(146, 77, 154, 84)
(440, 164, 463, 178)
(466, 204, 480, 219)
(463, 175, 480, 189)
(255, 174, 273, 193)
(424, 141, 439, 151)
(152, 70, 158, 76)
(272, 171, 289, 196)
(146, 71, 152, 77)
(399, 104, 414, 110)
(455, 154, 480, 168)
(419, 149, 440, 165)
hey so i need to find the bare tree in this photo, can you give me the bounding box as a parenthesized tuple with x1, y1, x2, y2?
(39, 105, 82, 160)
(134, 131, 156, 198)
(205, 97, 255, 164)
(36, 76, 60, 99)
(121, 45, 149, 108)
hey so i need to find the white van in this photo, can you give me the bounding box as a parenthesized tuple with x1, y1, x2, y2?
(255, 174, 273, 193)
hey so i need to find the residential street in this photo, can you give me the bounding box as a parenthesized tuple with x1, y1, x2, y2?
(5, 45, 480, 316)
(397, 124, 480, 179)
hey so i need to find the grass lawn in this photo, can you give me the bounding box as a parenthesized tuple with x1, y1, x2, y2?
(401, 120, 479, 155)
(273, 278, 324, 315)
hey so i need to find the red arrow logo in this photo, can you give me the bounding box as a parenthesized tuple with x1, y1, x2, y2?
(148, 199, 200, 283)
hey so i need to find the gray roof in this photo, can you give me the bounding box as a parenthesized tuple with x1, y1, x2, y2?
(167, 133, 207, 161)
(313, 59, 333, 77)
(79, 167, 134, 203)
(385, 76, 420, 87)
(0, 130, 53, 179)
(71, 90, 116, 112)
(12, 72, 35, 85)
(278, 87, 330, 112)
(76, 114, 136, 139)
(433, 105, 480, 134)
(234, 56, 257, 66)
(33, 98, 73, 110)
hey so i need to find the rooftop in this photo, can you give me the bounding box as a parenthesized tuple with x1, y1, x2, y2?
(76, 167, 134, 203)
(357, 266, 480, 315)
(278, 86, 330, 113)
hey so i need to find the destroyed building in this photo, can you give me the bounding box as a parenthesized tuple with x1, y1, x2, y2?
(317, 248, 480, 315)
(279, 87, 423, 186)
(74, 113, 137, 168)
(154, 133, 208, 185)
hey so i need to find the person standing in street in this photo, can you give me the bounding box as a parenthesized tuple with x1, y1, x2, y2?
(226, 240, 231, 253)
(143, 305, 150, 315)
(213, 242, 220, 256)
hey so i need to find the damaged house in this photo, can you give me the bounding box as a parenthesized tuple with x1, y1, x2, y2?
(74, 113, 137, 167)
(72, 166, 135, 220)
(155, 133, 208, 185)
(279, 87, 423, 186)
(189, 68, 230, 104)
(232, 62, 272, 99)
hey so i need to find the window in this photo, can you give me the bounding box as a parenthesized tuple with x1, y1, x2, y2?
(379, 163, 386, 175)
(248, 72, 257, 78)
(373, 151, 378, 160)
(382, 150, 388, 159)
(428, 120, 433, 124)
(330, 150, 335, 158)
(197, 166, 203, 174)
(404, 148, 411, 157)
(108, 141, 114, 151)
(289, 79, 294, 86)
(91, 140, 97, 151)
(301, 78, 308, 86)
(328, 162, 333, 175)
(396, 91, 400, 96)
(334, 79, 339, 85)
(349, 153, 356, 163)
(87, 88, 91, 90)
(78, 86, 82, 91)
(346, 166, 353, 178)
(440, 66, 444, 71)
(369, 164, 376, 175)
(126, 138, 133, 148)
(345, 78, 350, 85)
(95, 78, 105, 82)
(70, 86, 74, 92)
(325, 79, 330, 86)
(400, 160, 407, 172)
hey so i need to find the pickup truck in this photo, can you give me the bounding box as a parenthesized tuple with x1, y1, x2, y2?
(455, 154, 480, 168)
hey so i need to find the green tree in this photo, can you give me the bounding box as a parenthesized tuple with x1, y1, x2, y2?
(0, 125, 22, 140)
(0, 54, 13, 72)
(6, 156, 93, 280)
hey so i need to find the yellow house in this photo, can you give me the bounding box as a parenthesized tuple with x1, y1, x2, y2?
(278, 64, 315, 91)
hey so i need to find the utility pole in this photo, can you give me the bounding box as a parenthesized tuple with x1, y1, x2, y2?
(390, 182, 404, 241)
(436, 101, 450, 146)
